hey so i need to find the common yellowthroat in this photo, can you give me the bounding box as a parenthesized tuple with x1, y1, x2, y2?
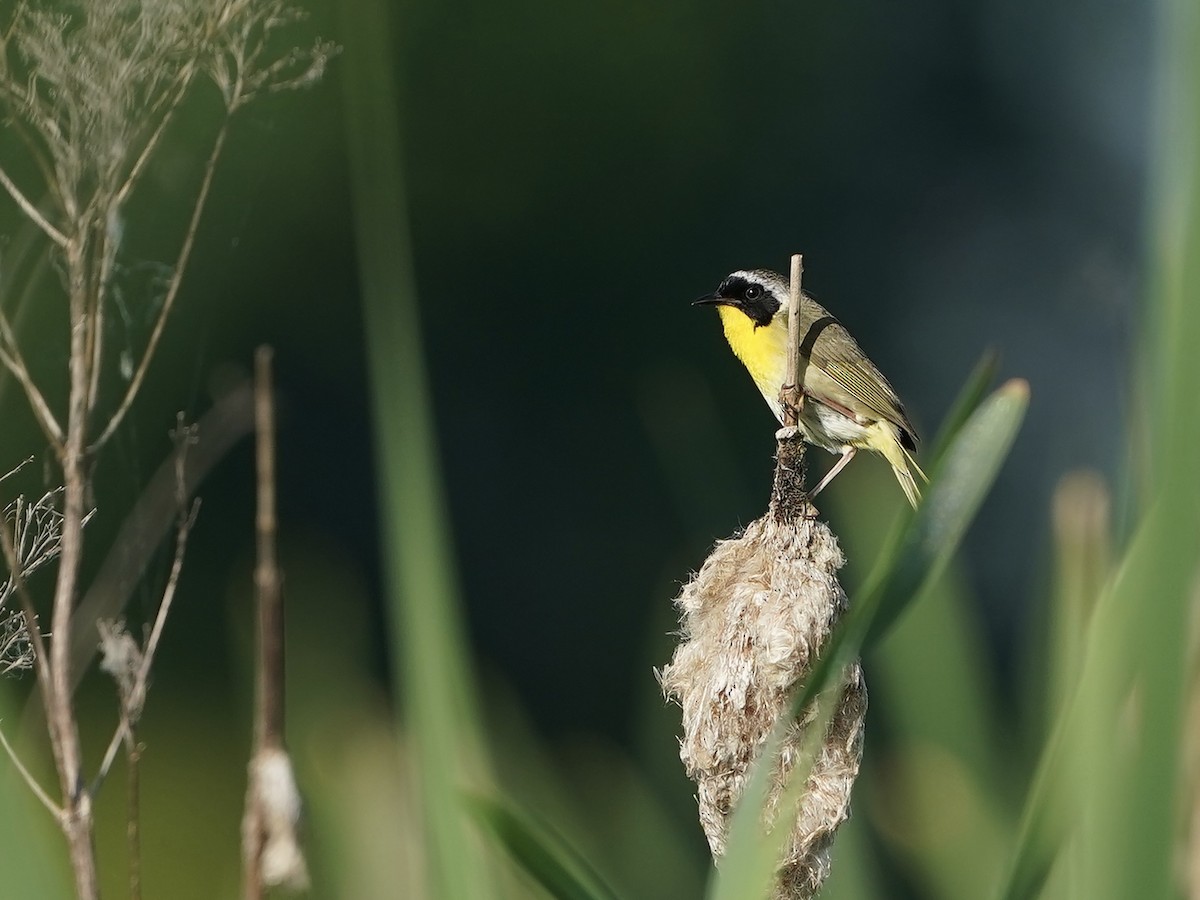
(695, 268, 925, 507)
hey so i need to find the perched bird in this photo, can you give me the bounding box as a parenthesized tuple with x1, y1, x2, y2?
(695, 268, 924, 507)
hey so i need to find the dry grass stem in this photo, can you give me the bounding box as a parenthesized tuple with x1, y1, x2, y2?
(1, 485, 68, 692)
(1, 609, 34, 674)
(242, 346, 308, 896)
(0, 313, 65, 445)
(0, 162, 67, 246)
(93, 490, 200, 791)
(0, 722, 61, 817)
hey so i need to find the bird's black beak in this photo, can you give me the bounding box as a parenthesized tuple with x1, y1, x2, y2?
(692, 291, 729, 307)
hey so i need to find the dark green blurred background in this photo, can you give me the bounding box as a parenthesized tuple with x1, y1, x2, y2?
(0, 0, 1151, 896)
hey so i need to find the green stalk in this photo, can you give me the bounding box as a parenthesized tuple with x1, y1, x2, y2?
(339, 3, 495, 896)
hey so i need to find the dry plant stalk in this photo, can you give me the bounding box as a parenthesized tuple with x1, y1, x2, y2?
(241, 346, 307, 897)
(0, 3, 332, 897)
(660, 255, 866, 899)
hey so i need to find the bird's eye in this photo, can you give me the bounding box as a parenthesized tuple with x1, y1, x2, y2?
(744, 285, 763, 301)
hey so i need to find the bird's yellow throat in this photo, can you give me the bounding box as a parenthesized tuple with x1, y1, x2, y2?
(716, 305, 788, 398)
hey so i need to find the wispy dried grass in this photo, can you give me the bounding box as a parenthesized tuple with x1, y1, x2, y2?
(1, 487, 68, 676)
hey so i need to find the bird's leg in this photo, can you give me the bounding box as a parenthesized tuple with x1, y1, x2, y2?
(808, 448, 857, 499)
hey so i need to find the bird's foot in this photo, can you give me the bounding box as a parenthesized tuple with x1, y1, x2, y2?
(775, 425, 802, 441)
(777, 383, 805, 426)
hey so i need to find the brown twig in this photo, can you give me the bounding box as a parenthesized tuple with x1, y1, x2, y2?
(782, 253, 805, 429)
(242, 347, 307, 897)
(91, 424, 198, 900)
(0, 163, 68, 247)
(52, 237, 101, 900)
(126, 735, 143, 900)
(93, 493, 201, 792)
(0, 723, 62, 818)
(773, 254, 809, 525)
(243, 345, 281, 899)
(253, 348, 284, 753)
(0, 309, 65, 448)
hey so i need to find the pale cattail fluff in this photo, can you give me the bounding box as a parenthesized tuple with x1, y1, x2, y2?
(248, 747, 310, 890)
(660, 513, 865, 900)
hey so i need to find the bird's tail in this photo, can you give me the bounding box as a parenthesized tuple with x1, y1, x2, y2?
(893, 459, 921, 509)
(876, 425, 925, 509)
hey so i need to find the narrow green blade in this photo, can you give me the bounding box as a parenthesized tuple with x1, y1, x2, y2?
(470, 795, 624, 900)
(339, 1, 495, 896)
(862, 378, 1029, 648)
(800, 379, 1030, 720)
(925, 349, 1001, 468)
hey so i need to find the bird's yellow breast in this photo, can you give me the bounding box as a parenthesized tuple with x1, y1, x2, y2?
(716, 306, 789, 401)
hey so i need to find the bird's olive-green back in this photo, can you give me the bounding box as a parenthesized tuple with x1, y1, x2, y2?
(793, 293, 919, 446)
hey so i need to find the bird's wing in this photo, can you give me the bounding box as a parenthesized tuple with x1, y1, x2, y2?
(803, 320, 919, 445)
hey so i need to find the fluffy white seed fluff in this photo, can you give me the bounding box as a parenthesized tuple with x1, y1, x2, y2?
(660, 513, 865, 899)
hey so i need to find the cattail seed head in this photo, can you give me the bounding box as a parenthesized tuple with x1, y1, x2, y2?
(660, 507, 865, 899)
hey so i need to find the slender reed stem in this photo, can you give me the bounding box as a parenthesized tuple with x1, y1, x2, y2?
(242, 345, 285, 900)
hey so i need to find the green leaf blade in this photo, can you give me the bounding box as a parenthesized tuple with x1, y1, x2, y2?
(470, 795, 625, 900)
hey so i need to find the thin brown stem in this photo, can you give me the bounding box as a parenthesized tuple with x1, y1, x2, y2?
(242, 346, 284, 900)
(86, 219, 111, 417)
(782, 253, 805, 428)
(0, 163, 67, 248)
(0, 724, 62, 819)
(0, 309, 65, 448)
(137, 499, 198, 691)
(93, 719, 130, 791)
(773, 253, 810, 525)
(51, 240, 100, 900)
(89, 116, 233, 455)
(253, 347, 284, 750)
(92, 498, 198, 793)
(126, 735, 142, 900)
